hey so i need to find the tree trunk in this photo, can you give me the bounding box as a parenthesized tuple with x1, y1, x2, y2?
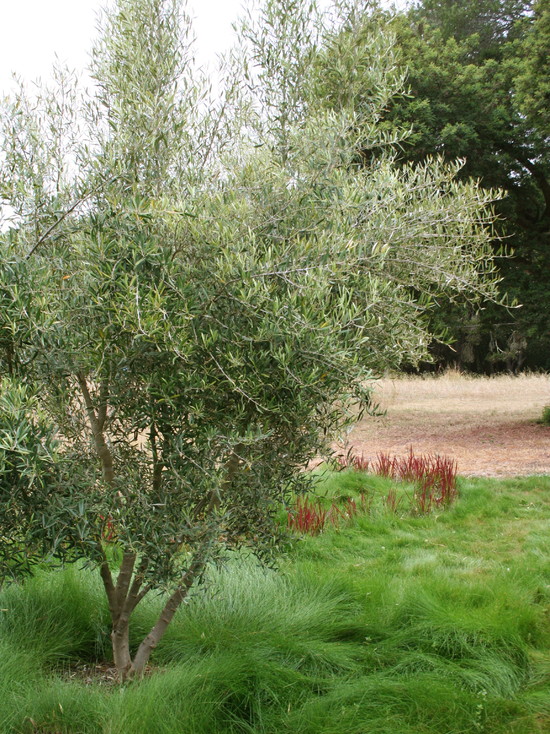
(112, 617, 133, 679)
(96, 440, 238, 681)
(128, 543, 210, 678)
(123, 451, 240, 678)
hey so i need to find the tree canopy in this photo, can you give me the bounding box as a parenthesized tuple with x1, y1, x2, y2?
(0, 0, 501, 679)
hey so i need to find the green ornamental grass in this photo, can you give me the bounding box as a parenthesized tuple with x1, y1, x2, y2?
(0, 472, 549, 733)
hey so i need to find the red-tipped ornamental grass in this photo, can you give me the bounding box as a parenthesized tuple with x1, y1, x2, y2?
(287, 497, 330, 535)
(374, 448, 457, 512)
(336, 451, 369, 472)
(290, 449, 458, 535)
(337, 448, 458, 514)
(288, 493, 371, 535)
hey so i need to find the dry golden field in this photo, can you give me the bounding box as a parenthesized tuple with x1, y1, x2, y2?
(343, 371, 550, 476)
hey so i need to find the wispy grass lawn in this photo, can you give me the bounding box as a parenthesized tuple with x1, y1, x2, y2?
(1, 471, 548, 733)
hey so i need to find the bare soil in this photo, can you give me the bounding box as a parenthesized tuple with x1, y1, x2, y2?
(60, 660, 160, 686)
(341, 372, 550, 477)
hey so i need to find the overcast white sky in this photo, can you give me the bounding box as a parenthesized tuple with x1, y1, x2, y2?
(0, 0, 405, 96)
(0, 0, 248, 95)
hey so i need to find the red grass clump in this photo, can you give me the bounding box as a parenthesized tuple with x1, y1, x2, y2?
(351, 447, 458, 514)
(338, 448, 458, 506)
(287, 494, 371, 535)
(290, 448, 459, 535)
(376, 448, 458, 512)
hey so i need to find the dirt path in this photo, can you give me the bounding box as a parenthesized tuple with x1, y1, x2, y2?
(342, 373, 550, 477)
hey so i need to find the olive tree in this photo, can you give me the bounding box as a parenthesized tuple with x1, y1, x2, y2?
(0, 0, 500, 680)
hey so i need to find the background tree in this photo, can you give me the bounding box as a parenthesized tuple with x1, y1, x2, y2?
(380, 0, 550, 371)
(514, 0, 550, 138)
(0, 0, 500, 680)
(410, 0, 531, 57)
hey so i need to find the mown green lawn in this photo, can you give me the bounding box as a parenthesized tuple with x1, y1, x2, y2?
(1, 472, 549, 733)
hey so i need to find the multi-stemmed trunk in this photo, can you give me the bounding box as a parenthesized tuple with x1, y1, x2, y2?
(100, 551, 145, 680)
(78, 374, 236, 681)
(100, 545, 210, 681)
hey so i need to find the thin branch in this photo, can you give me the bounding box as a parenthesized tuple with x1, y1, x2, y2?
(207, 351, 265, 410)
(77, 372, 115, 484)
(99, 547, 117, 620)
(195, 86, 231, 178)
(121, 560, 152, 618)
(97, 378, 110, 431)
(150, 422, 164, 495)
(25, 175, 120, 259)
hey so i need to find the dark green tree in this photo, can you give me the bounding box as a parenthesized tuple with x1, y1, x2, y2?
(515, 0, 550, 136)
(409, 0, 531, 57)
(384, 0, 550, 371)
(312, 0, 548, 370)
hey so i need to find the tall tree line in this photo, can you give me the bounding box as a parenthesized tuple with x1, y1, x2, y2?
(379, 0, 548, 370)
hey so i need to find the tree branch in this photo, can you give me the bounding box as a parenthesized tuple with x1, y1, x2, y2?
(113, 552, 137, 619)
(150, 422, 164, 496)
(99, 548, 118, 620)
(25, 175, 120, 259)
(121, 560, 152, 618)
(97, 378, 110, 431)
(77, 372, 115, 485)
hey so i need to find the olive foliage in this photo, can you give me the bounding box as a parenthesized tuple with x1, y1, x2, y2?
(0, 0, 500, 678)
